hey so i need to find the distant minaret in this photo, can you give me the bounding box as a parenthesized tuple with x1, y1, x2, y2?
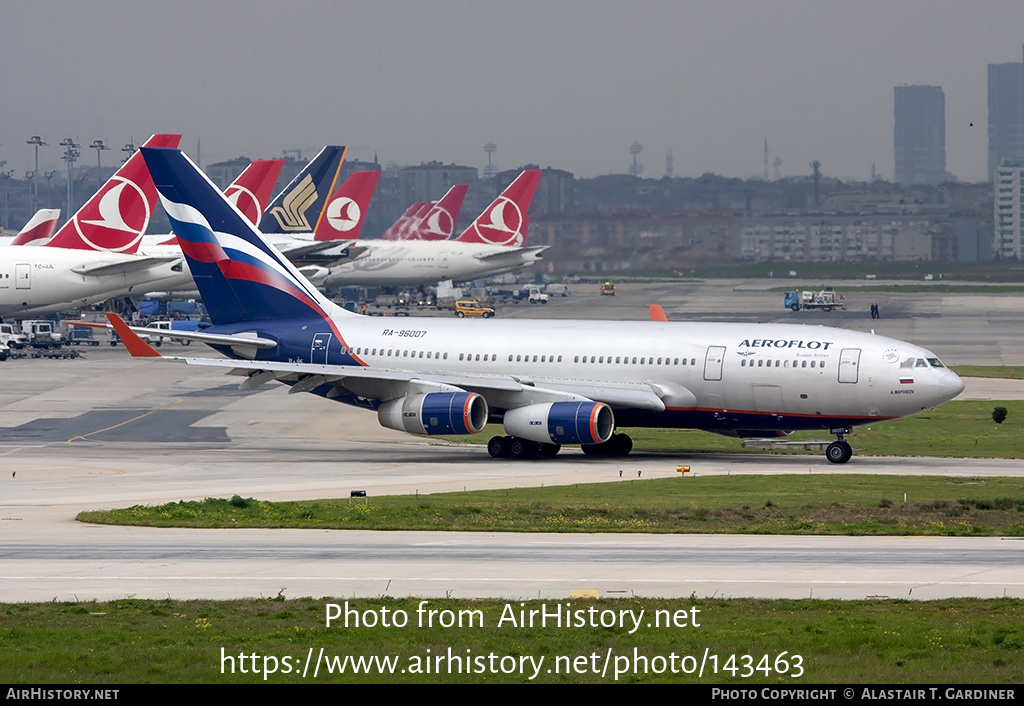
(764, 137, 769, 180)
(665, 149, 674, 178)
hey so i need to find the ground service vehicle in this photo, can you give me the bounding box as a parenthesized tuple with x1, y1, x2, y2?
(454, 300, 495, 318)
(601, 281, 616, 295)
(785, 288, 844, 312)
(0, 323, 26, 349)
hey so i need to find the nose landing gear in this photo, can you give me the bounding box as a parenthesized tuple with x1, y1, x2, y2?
(825, 427, 853, 464)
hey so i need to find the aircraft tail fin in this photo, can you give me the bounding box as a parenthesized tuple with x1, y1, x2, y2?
(456, 170, 540, 246)
(313, 171, 380, 242)
(10, 208, 60, 245)
(142, 147, 341, 326)
(413, 184, 468, 241)
(381, 202, 429, 241)
(224, 159, 284, 226)
(258, 146, 346, 234)
(45, 134, 182, 253)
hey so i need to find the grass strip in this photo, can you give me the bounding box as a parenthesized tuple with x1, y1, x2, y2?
(78, 475, 1024, 535)
(1, 597, 1021, 683)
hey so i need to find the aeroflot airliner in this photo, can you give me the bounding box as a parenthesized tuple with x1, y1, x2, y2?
(114, 147, 965, 464)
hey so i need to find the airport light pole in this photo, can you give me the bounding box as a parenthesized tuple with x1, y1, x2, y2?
(26, 135, 46, 212)
(60, 138, 80, 216)
(121, 140, 136, 163)
(90, 139, 109, 192)
(44, 170, 56, 208)
(0, 167, 14, 230)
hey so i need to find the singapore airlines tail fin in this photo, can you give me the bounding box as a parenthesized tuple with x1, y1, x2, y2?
(142, 147, 342, 326)
(411, 184, 468, 241)
(312, 171, 381, 242)
(10, 209, 61, 245)
(45, 133, 182, 253)
(456, 170, 541, 246)
(258, 146, 346, 235)
(224, 159, 284, 226)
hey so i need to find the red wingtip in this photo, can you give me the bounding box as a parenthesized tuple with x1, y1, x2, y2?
(105, 313, 162, 357)
(649, 305, 668, 322)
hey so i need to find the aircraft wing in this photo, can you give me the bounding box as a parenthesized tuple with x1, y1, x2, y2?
(71, 256, 183, 277)
(74, 316, 278, 351)
(278, 240, 353, 259)
(472, 245, 548, 262)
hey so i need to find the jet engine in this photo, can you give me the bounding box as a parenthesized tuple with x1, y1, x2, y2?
(502, 401, 614, 446)
(377, 392, 488, 435)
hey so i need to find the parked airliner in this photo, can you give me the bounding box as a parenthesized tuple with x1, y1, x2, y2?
(318, 170, 546, 288)
(0, 134, 185, 318)
(114, 147, 964, 464)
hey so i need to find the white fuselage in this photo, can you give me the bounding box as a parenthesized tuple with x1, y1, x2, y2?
(319, 239, 546, 288)
(290, 312, 963, 429)
(0, 247, 185, 317)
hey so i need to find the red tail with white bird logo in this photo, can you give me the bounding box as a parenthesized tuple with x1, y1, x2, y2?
(313, 171, 381, 242)
(45, 133, 181, 253)
(455, 170, 540, 247)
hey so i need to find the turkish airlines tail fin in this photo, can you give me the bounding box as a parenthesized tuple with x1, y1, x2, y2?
(381, 202, 430, 241)
(456, 170, 540, 247)
(45, 133, 182, 253)
(10, 209, 60, 245)
(258, 146, 346, 235)
(410, 184, 468, 241)
(224, 159, 284, 226)
(313, 171, 381, 242)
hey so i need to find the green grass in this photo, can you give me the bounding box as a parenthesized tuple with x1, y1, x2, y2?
(2, 597, 1021, 683)
(687, 260, 1024, 282)
(78, 475, 1024, 536)
(769, 284, 1024, 294)
(952, 366, 1023, 379)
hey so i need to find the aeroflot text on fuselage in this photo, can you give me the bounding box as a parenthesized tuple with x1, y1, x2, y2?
(739, 339, 833, 350)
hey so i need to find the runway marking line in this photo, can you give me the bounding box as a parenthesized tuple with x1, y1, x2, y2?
(66, 399, 184, 444)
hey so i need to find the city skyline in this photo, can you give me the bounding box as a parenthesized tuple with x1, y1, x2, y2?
(2, 2, 1024, 183)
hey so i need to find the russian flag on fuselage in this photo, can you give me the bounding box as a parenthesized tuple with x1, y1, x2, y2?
(141, 147, 335, 327)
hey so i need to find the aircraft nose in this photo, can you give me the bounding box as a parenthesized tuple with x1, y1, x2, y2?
(938, 370, 966, 402)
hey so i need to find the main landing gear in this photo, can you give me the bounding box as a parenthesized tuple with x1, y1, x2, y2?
(487, 436, 560, 459)
(486, 433, 634, 459)
(825, 428, 853, 464)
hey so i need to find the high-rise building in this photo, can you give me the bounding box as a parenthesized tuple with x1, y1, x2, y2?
(994, 158, 1024, 259)
(893, 85, 946, 185)
(987, 46, 1024, 181)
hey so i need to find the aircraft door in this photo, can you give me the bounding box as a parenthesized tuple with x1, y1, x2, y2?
(16, 264, 31, 290)
(703, 345, 726, 381)
(838, 348, 861, 384)
(311, 333, 333, 364)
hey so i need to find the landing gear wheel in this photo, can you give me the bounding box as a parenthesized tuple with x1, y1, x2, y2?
(610, 433, 633, 456)
(487, 436, 508, 458)
(508, 437, 539, 459)
(825, 440, 852, 464)
(538, 443, 561, 457)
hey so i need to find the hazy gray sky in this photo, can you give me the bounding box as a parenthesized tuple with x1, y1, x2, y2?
(2, 1, 1022, 182)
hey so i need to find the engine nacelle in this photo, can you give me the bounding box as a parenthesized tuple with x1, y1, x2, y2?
(377, 392, 488, 435)
(503, 401, 614, 446)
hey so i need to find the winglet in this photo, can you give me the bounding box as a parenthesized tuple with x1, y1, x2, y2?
(649, 305, 668, 322)
(105, 313, 162, 357)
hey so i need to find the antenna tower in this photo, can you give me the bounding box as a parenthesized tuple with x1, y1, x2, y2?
(483, 143, 497, 179)
(629, 142, 644, 177)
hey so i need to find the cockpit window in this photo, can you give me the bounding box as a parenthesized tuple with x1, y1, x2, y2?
(927, 358, 945, 368)
(915, 358, 929, 368)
